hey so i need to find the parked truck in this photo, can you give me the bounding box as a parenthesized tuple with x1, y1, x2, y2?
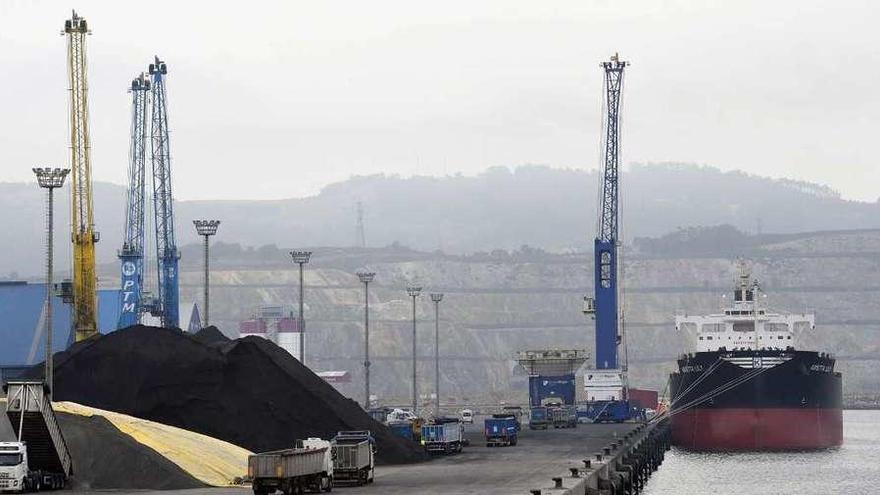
(550, 405, 578, 428)
(331, 431, 374, 486)
(500, 406, 523, 429)
(249, 438, 333, 494)
(0, 382, 72, 492)
(528, 406, 549, 430)
(484, 416, 518, 447)
(420, 419, 463, 454)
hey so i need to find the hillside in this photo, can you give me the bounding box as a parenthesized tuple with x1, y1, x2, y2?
(3, 163, 880, 277)
(105, 229, 880, 405)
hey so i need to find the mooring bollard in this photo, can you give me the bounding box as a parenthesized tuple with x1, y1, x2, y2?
(596, 452, 603, 461)
(552, 477, 563, 489)
(583, 459, 592, 469)
(604, 446, 612, 455)
(570, 468, 580, 478)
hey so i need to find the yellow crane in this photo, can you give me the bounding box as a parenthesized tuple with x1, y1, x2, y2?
(64, 11, 99, 341)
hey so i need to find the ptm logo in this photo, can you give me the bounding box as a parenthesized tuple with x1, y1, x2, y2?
(122, 261, 136, 276)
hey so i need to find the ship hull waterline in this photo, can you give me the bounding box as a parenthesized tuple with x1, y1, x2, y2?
(671, 407, 842, 450)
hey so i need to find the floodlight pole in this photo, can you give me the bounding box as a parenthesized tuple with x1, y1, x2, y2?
(193, 220, 220, 328)
(430, 293, 444, 417)
(357, 271, 376, 409)
(406, 286, 422, 413)
(290, 251, 312, 364)
(33, 167, 69, 395)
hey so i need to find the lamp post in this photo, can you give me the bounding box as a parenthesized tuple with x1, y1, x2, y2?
(406, 286, 422, 413)
(430, 293, 443, 417)
(193, 220, 220, 328)
(33, 167, 69, 395)
(290, 250, 312, 364)
(357, 271, 376, 409)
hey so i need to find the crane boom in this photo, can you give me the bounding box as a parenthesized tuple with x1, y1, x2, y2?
(149, 57, 180, 328)
(118, 74, 150, 328)
(594, 54, 627, 370)
(64, 11, 99, 342)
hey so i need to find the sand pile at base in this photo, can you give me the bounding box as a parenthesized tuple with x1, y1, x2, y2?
(58, 413, 205, 490)
(52, 325, 425, 465)
(56, 401, 251, 486)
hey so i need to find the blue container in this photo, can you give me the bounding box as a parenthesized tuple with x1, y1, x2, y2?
(528, 374, 576, 406)
(388, 422, 413, 441)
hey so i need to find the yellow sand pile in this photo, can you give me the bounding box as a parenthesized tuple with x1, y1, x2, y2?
(54, 401, 251, 486)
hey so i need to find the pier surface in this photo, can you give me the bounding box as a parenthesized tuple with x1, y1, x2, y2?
(59, 417, 641, 495)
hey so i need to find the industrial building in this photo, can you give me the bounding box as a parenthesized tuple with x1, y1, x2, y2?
(239, 305, 302, 358)
(0, 281, 120, 366)
(0, 281, 202, 367)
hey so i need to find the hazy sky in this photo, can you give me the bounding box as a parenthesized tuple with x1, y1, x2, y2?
(1, 0, 877, 201)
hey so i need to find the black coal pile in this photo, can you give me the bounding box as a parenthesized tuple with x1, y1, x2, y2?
(52, 325, 425, 465)
(191, 325, 230, 346)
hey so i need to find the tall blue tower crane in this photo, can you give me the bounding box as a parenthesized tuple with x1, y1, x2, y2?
(581, 54, 642, 423)
(594, 54, 627, 371)
(117, 73, 151, 328)
(150, 56, 180, 328)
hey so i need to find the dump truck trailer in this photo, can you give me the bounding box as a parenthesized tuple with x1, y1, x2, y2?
(550, 405, 578, 428)
(249, 439, 333, 494)
(1, 382, 72, 493)
(331, 431, 374, 486)
(484, 416, 518, 447)
(420, 420, 463, 454)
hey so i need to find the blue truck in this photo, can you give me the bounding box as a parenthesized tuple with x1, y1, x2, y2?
(579, 400, 636, 423)
(484, 415, 518, 447)
(528, 406, 549, 430)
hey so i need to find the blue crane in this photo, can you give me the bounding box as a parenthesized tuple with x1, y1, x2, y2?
(594, 54, 627, 371)
(581, 54, 642, 423)
(149, 56, 180, 328)
(117, 73, 150, 328)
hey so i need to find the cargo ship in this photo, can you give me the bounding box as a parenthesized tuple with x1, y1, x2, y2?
(668, 267, 842, 450)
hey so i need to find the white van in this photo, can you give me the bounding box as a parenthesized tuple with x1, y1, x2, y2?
(459, 409, 474, 424)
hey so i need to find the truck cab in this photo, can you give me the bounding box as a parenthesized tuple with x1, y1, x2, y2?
(0, 442, 27, 493)
(529, 406, 549, 430)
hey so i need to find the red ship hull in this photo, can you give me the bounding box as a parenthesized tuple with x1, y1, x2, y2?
(672, 407, 842, 450)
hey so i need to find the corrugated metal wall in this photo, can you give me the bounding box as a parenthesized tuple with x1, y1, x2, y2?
(0, 282, 121, 365)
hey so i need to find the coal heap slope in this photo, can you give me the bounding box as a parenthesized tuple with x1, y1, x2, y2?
(52, 325, 424, 465)
(192, 325, 230, 346)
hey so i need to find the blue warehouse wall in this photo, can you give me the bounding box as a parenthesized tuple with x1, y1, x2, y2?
(0, 282, 120, 366)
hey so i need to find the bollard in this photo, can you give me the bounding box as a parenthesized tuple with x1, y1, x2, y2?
(583, 459, 592, 469)
(604, 447, 612, 455)
(570, 468, 580, 478)
(596, 453, 603, 461)
(553, 477, 563, 489)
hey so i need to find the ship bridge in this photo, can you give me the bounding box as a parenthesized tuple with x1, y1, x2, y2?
(675, 268, 815, 353)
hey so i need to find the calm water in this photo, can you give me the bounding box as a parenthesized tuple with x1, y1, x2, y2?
(643, 410, 879, 495)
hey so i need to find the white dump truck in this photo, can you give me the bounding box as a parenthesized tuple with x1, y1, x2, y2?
(331, 431, 374, 486)
(0, 382, 72, 493)
(249, 438, 333, 495)
(420, 418, 464, 454)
